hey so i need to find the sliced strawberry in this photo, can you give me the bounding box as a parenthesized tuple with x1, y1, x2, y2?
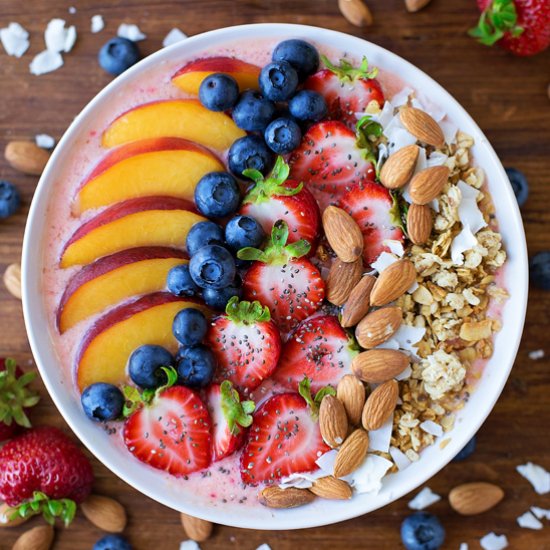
(239, 221, 325, 333)
(240, 156, 321, 247)
(205, 381, 255, 462)
(288, 121, 375, 211)
(208, 297, 281, 393)
(338, 180, 404, 266)
(304, 56, 384, 129)
(273, 315, 358, 394)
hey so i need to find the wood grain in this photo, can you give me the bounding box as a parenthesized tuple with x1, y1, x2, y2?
(1, 0, 549, 548)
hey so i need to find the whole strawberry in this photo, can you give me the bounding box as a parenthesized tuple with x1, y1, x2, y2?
(470, 0, 550, 56)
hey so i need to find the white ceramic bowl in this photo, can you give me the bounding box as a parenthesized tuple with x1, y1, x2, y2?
(22, 23, 528, 530)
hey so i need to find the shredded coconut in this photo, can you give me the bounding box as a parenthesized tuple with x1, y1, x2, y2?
(419, 420, 443, 437)
(0, 22, 30, 57)
(517, 462, 550, 494)
(29, 50, 63, 75)
(35, 134, 55, 149)
(480, 532, 508, 550)
(118, 23, 146, 42)
(163, 28, 188, 47)
(44, 18, 76, 53)
(531, 506, 550, 520)
(528, 349, 545, 360)
(517, 510, 543, 530)
(91, 15, 105, 34)
(368, 418, 393, 453)
(180, 541, 200, 550)
(408, 486, 441, 510)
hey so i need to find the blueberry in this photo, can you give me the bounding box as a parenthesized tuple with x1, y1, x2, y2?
(186, 221, 224, 256)
(225, 215, 265, 252)
(202, 280, 242, 310)
(176, 345, 216, 388)
(0, 181, 21, 219)
(228, 135, 275, 178)
(530, 251, 550, 290)
(167, 264, 199, 297)
(232, 91, 276, 132)
(81, 383, 124, 422)
(452, 435, 477, 461)
(272, 39, 320, 81)
(199, 73, 239, 112)
(189, 244, 236, 289)
(128, 345, 174, 389)
(93, 534, 132, 550)
(173, 307, 208, 346)
(195, 172, 241, 218)
(505, 167, 529, 207)
(264, 117, 302, 155)
(98, 37, 141, 76)
(259, 61, 299, 102)
(288, 90, 328, 122)
(401, 512, 445, 550)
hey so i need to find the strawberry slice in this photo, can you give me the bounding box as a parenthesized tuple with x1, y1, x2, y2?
(205, 381, 255, 462)
(208, 297, 281, 393)
(238, 221, 325, 333)
(272, 315, 359, 393)
(338, 179, 405, 266)
(240, 156, 321, 247)
(240, 378, 332, 485)
(123, 369, 211, 476)
(304, 56, 384, 129)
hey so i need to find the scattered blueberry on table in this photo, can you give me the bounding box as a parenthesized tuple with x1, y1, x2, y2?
(194, 171, 241, 218)
(172, 307, 208, 346)
(185, 221, 225, 256)
(0, 180, 21, 219)
(264, 117, 302, 154)
(81, 382, 124, 422)
(93, 534, 133, 550)
(176, 344, 216, 388)
(199, 73, 239, 111)
(189, 244, 236, 289)
(225, 215, 265, 251)
(228, 135, 274, 178)
(452, 435, 477, 461)
(128, 344, 173, 389)
(530, 251, 550, 290)
(166, 264, 199, 297)
(98, 37, 141, 76)
(401, 512, 446, 550)
(505, 167, 529, 207)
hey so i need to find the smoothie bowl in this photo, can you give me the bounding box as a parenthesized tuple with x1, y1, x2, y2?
(21, 24, 527, 529)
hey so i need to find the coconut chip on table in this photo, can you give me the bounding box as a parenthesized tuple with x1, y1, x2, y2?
(0, 22, 30, 57)
(118, 23, 146, 42)
(407, 486, 441, 510)
(516, 462, 550, 494)
(163, 28, 188, 47)
(517, 510, 543, 530)
(91, 15, 105, 34)
(531, 506, 550, 520)
(480, 533, 508, 550)
(180, 542, 200, 550)
(35, 134, 55, 149)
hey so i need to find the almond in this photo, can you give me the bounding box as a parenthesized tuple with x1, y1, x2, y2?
(341, 274, 376, 327)
(379, 145, 419, 189)
(322, 206, 364, 263)
(5, 141, 50, 176)
(4, 263, 22, 300)
(449, 482, 504, 515)
(326, 257, 363, 306)
(399, 107, 445, 148)
(409, 165, 450, 205)
(259, 486, 315, 509)
(81, 494, 127, 533)
(361, 379, 399, 431)
(355, 306, 402, 349)
(0, 502, 29, 528)
(370, 258, 416, 306)
(319, 394, 348, 448)
(13, 525, 54, 550)
(333, 428, 369, 478)
(338, 0, 373, 27)
(180, 513, 213, 541)
(310, 476, 353, 500)
(407, 203, 433, 244)
(352, 349, 410, 383)
(337, 374, 366, 425)
(405, 0, 432, 12)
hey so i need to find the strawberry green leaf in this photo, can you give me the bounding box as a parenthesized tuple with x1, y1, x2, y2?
(298, 376, 336, 420)
(225, 296, 271, 324)
(243, 157, 302, 204)
(356, 115, 383, 166)
(220, 380, 255, 434)
(10, 491, 77, 527)
(468, 0, 523, 46)
(321, 54, 378, 83)
(314, 385, 337, 405)
(390, 191, 408, 235)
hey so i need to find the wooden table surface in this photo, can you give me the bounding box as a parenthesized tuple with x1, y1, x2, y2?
(1, 0, 549, 548)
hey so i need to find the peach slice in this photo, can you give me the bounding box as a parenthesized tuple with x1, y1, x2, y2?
(76, 292, 208, 391)
(76, 138, 224, 213)
(101, 100, 245, 151)
(60, 196, 205, 268)
(172, 57, 260, 95)
(57, 247, 187, 333)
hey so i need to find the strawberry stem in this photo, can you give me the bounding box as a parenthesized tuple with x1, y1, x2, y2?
(8, 491, 77, 527)
(321, 54, 378, 83)
(298, 376, 336, 420)
(356, 115, 384, 166)
(220, 380, 255, 435)
(468, 0, 523, 46)
(225, 296, 271, 324)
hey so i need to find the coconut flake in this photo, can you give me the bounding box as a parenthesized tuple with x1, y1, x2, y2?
(389, 446, 411, 470)
(451, 225, 478, 266)
(315, 449, 338, 475)
(371, 251, 398, 273)
(408, 486, 441, 510)
(35, 134, 55, 149)
(388, 127, 417, 155)
(420, 420, 443, 437)
(91, 15, 105, 33)
(0, 22, 30, 57)
(459, 544, 469, 550)
(457, 180, 487, 234)
(439, 119, 458, 145)
(30, 50, 63, 75)
(368, 418, 393, 453)
(118, 23, 146, 42)
(383, 239, 405, 257)
(256, 545, 272, 550)
(180, 541, 200, 550)
(391, 87, 414, 107)
(392, 324, 426, 356)
(480, 533, 508, 550)
(376, 339, 400, 351)
(395, 365, 412, 380)
(350, 454, 393, 494)
(426, 151, 448, 168)
(68, 6, 76, 13)
(528, 349, 545, 360)
(279, 469, 325, 489)
(163, 28, 188, 47)
(44, 19, 76, 53)
(517, 511, 543, 530)
(517, 462, 550, 494)
(531, 506, 550, 520)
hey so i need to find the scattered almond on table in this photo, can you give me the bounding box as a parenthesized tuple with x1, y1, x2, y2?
(12, 524, 54, 550)
(338, 0, 373, 27)
(81, 494, 127, 533)
(0, 502, 29, 528)
(180, 513, 214, 542)
(404, 0, 432, 12)
(449, 482, 504, 515)
(3, 263, 22, 300)
(4, 140, 50, 176)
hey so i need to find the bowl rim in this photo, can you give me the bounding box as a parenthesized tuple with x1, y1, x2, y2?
(21, 22, 528, 530)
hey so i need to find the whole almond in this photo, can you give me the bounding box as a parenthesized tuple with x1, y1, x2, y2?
(409, 165, 450, 205)
(322, 206, 364, 263)
(370, 259, 416, 306)
(319, 395, 348, 448)
(380, 145, 419, 189)
(361, 379, 399, 431)
(13, 525, 54, 550)
(399, 107, 445, 148)
(337, 374, 366, 425)
(81, 494, 127, 533)
(338, 0, 373, 27)
(326, 257, 363, 306)
(407, 203, 432, 244)
(4, 263, 22, 300)
(405, 0, 432, 12)
(352, 349, 410, 383)
(260, 486, 315, 508)
(180, 513, 213, 541)
(333, 428, 369, 478)
(310, 476, 353, 500)
(341, 274, 376, 327)
(355, 306, 402, 349)
(449, 482, 504, 515)
(0, 502, 28, 528)
(5, 141, 50, 176)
